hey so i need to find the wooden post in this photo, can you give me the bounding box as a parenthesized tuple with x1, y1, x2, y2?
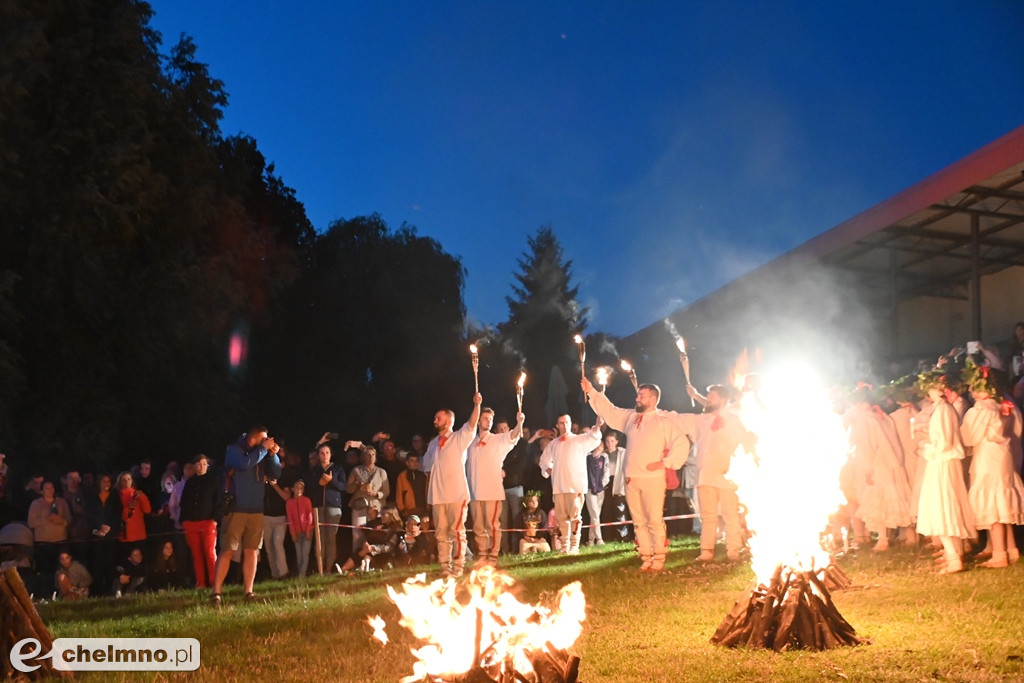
(313, 508, 324, 575)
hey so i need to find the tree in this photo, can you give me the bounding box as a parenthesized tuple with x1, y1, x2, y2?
(500, 228, 588, 425)
(250, 215, 470, 447)
(0, 0, 310, 470)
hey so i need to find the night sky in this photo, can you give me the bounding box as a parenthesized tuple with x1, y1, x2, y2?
(147, 1, 1024, 336)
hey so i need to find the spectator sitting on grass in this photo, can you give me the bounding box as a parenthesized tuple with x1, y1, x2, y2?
(397, 514, 434, 566)
(518, 491, 550, 554)
(363, 505, 405, 569)
(339, 505, 382, 573)
(55, 550, 92, 600)
(113, 547, 148, 596)
(147, 540, 188, 591)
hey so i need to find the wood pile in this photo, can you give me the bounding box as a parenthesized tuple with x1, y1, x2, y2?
(710, 563, 862, 651)
(0, 567, 71, 678)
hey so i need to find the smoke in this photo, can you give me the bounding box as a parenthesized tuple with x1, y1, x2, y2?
(501, 337, 526, 369)
(598, 337, 619, 358)
(662, 318, 681, 341)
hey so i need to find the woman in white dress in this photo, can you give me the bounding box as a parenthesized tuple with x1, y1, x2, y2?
(845, 388, 914, 551)
(915, 372, 976, 574)
(960, 361, 1024, 568)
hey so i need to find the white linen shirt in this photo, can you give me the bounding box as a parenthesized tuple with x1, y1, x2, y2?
(424, 418, 478, 505)
(539, 430, 602, 494)
(467, 430, 521, 501)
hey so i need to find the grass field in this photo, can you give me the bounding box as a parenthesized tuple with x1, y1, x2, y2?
(37, 537, 1024, 682)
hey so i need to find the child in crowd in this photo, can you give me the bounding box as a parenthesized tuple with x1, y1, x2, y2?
(286, 479, 314, 577)
(518, 491, 551, 554)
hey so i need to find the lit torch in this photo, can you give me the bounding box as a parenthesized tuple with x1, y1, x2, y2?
(516, 371, 526, 413)
(469, 344, 479, 393)
(620, 359, 639, 393)
(676, 337, 695, 407)
(596, 366, 609, 393)
(573, 334, 586, 381)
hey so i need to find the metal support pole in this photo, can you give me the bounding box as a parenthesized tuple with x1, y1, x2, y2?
(970, 215, 981, 341)
(889, 247, 899, 359)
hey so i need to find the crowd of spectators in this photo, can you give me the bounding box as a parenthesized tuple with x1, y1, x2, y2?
(0, 422, 640, 601)
(3, 325, 1022, 599)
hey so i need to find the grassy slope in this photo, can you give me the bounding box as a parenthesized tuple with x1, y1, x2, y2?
(38, 538, 1024, 682)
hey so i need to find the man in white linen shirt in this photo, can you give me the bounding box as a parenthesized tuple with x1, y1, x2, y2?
(581, 379, 690, 573)
(423, 392, 483, 578)
(538, 414, 603, 555)
(467, 408, 525, 566)
(683, 383, 755, 562)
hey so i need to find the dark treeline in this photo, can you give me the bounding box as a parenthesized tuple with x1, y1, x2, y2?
(0, 0, 607, 476)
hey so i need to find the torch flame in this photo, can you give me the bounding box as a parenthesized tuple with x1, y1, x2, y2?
(469, 344, 478, 355)
(619, 359, 632, 372)
(517, 372, 526, 388)
(572, 334, 583, 345)
(675, 337, 687, 354)
(596, 366, 609, 386)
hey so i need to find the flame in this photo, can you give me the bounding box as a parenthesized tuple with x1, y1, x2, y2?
(380, 567, 585, 682)
(619, 359, 632, 372)
(572, 334, 583, 345)
(728, 361, 847, 583)
(368, 614, 389, 646)
(469, 344, 478, 355)
(595, 366, 609, 386)
(675, 337, 686, 354)
(517, 372, 526, 388)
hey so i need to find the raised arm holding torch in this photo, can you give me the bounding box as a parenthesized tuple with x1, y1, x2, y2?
(516, 371, 526, 413)
(573, 334, 586, 381)
(676, 337, 695, 407)
(469, 344, 479, 393)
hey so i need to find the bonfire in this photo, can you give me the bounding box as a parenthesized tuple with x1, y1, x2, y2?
(370, 566, 585, 682)
(710, 361, 863, 651)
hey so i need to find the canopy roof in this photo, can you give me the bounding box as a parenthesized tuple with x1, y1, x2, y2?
(798, 124, 1024, 309)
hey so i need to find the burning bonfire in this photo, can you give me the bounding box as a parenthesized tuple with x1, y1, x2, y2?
(710, 361, 864, 651)
(369, 566, 585, 682)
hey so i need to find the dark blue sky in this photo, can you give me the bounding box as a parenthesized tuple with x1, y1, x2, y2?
(147, 1, 1024, 337)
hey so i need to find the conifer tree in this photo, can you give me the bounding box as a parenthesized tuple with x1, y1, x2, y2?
(500, 228, 588, 424)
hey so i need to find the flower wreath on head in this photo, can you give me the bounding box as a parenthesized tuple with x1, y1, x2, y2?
(523, 490, 543, 507)
(914, 368, 954, 395)
(884, 374, 923, 405)
(846, 381, 877, 405)
(961, 357, 998, 400)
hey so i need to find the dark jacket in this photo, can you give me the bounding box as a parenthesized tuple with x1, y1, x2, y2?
(180, 471, 224, 522)
(304, 463, 346, 509)
(85, 489, 122, 537)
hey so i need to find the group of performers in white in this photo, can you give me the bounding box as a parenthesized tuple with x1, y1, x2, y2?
(421, 350, 1024, 578)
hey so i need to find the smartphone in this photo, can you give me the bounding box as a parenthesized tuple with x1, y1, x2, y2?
(328, 432, 340, 441)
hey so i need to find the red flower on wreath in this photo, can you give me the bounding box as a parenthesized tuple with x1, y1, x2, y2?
(1001, 399, 1015, 417)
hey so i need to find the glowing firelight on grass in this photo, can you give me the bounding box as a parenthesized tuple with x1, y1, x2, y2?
(369, 567, 585, 683)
